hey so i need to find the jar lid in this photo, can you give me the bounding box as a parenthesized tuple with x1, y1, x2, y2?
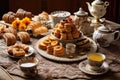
(74, 8, 88, 16)
(92, 0, 104, 5)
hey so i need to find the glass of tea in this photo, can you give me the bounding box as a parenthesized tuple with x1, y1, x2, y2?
(87, 53, 106, 71)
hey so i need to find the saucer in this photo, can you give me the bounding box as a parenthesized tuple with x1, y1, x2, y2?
(79, 60, 109, 75)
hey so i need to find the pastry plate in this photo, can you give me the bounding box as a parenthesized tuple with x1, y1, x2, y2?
(79, 60, 109, 75)
(36, 35, 98, 62)
(8, 46, 34, 59)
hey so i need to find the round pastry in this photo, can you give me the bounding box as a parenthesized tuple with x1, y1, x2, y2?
(17, 32, 30, 44)
(53, 45, 65, 57)
(4, 26, 17, 36)
(47, 45, 53, 55)
(51, 41, 59, 47)
(43, 39, 51, 46)
(12, 48, 25, 57)
(38, 42, 47, 50)
(48, 36, 55, 41)
(3, 33, 16, 46)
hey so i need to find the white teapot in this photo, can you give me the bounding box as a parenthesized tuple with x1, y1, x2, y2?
(86, 0, 109, 23)
(93, 25, 120, 47)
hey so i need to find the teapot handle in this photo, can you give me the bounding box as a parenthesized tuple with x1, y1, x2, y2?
(104, 1, 109, 7)
(113, 31, 120, 41)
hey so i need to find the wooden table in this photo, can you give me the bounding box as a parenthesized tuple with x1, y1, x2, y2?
(0, 20, 120, 80)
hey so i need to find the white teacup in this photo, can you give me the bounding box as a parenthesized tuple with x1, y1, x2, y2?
(87, 53, 106, 71)
(18, 57, 39, 77)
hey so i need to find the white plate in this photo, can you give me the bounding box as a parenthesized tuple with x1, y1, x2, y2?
(8, 46, 34, 59)
(36, 35, 97, 62)
(79, 60, 109, 75)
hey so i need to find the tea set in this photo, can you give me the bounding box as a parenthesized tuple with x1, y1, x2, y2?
(17, 0, 119, 76)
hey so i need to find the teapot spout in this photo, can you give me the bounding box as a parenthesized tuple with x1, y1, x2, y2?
(86, 2, 91, 11)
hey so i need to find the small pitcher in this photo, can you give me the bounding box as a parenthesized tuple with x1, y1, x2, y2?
(93, 24, 120, 47)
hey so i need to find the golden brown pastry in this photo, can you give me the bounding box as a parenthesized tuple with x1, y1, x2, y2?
(64, 23, 72, 32)
(46, 45, 53, 55)
(4, 26, 17, 36)
(53, 45, 65, 57)
(48, 35, 56, 41)
(38, 41, 47, 50)
(7, 43, 29, 56)
(16, 8, 32, 19)
(17, 32, 30, 44)
(43, 39, 51, 46)
(33, 26, 48, 37)
(38, 11, 49, 21)
(60, 33, 67, 40)
(51, 41, 59, 47)
(2, 11, 16, 23)
(3, 33, 16, 46)
(12, 48, 25, 57)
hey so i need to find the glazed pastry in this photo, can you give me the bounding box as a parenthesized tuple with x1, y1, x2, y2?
(7, 43, 29, 56)
(64, 23, 72, 32)
(4, 26, 17, 36)
(53, 45, 65, 57)
(2, 11, 16, 23)
(3, 33, 16, 46)
(38, 11, 49, 21)
(38, 42, 47, 50)
(47, 45, 53, 54)
(17, 32, 30, 44)
(43, 39, 51, 46)
(12, 48, 25, 57)
(51, 41, 59, 47)
(48, 36, 55, 41)
(16, 8, 32, 19)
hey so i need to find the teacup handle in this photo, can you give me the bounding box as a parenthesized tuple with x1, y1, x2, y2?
(113, 31, 120, 41)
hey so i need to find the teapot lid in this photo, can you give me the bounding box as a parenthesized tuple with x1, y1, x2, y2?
(98, 25, 113, 32)
(74, 8, 88, 16)
(92, 0, 104, 5)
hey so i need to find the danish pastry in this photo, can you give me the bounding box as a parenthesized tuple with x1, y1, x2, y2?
(51, 41, 59, 47)
(43, 39, 51, 46)
(17, 32, 30, 44)
(3, 33, 16, 46)
(12, 48, 25, 57)
(38, 42, 47, 50)
(53, 45, 65, 57)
